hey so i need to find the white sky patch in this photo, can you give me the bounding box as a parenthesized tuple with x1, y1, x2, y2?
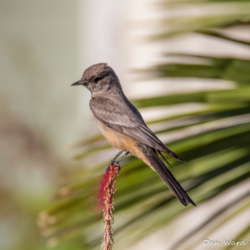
(139, 103, 205, 122)
(126, 78, 234, 99)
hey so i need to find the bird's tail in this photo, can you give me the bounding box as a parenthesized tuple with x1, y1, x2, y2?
(143, 146, 196, 206)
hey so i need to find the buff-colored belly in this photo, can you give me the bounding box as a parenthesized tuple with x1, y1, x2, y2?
(96, 120, 154, 170)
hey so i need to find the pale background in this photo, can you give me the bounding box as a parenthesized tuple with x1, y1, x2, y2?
(0, 1, 249, 250)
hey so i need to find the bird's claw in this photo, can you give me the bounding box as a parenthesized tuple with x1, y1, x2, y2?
(106, 161, 121, 173)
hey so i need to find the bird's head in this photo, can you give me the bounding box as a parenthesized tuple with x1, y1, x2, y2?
(71, 63, 122, 95)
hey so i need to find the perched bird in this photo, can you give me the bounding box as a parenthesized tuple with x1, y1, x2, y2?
(71, 63, 195, 206)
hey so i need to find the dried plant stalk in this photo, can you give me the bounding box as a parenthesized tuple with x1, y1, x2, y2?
(101, 163, 119, 250)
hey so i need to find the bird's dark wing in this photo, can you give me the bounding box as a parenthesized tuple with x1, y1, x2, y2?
(90, 96, 184, 162)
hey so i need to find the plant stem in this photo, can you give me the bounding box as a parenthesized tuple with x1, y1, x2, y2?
(101, 163, 119, 250)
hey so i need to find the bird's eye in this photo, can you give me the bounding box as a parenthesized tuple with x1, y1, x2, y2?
(94, 76, 103, 83)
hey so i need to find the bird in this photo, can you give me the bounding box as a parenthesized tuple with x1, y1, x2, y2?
(71, 63, 195, 206)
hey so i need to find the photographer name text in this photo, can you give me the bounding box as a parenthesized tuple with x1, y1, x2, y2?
(204, 238, 249, 246)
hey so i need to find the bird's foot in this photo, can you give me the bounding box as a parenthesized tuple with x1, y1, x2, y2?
(106, 161, 121, 173)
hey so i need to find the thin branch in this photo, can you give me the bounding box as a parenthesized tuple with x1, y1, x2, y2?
(101, 163, 119, 250)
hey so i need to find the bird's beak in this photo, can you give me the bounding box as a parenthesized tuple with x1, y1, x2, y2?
(71, 79, 85, 86)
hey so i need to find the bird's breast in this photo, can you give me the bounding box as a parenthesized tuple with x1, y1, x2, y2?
(95, 120, 153, 169)
(96, 120, 135, 151)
